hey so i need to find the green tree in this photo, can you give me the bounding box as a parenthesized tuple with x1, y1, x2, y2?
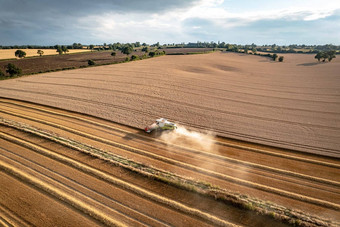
(226, 44, 233, 51)
(130, 55, 139, 61)
(121, 45, 133, 55)
(72, 43, 82, 49)
(37, 49, 44, 56)
(321, 52, 328, 62)
(278, 56, 284, 62)
(111, 51, 116, 57)
(315, 52, 322, 62)
(6, 63, 22, 77)
(272, 53, 278, 61)
(218, 42, 226, 48)
(142, 46, 149, 53)
(89, 44, 94, 51)
(327, 50, 336, 62)
(88, 59, 95, 65)
(61, 46, 69, 54)
(232, 46, 239, 52)
(15, 50, 26, 58)
(56, 46, 63, 55)
(252, 47, 257, 54)
(0, 69, 4, 77)
(244, 47, 249, 54)
(148, 51, 156, 57)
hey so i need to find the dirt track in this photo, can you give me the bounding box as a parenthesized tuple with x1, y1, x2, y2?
(0, 98, 339, 226)
(0, 52, 339, 157)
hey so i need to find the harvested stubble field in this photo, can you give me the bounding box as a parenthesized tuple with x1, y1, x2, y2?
(0, 52, 339, 156)
(0, 52, 340, 226)
(0, 99, 339, 226)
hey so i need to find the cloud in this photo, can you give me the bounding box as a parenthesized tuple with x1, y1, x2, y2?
(181, 9, 340, 44)
(0, 0, 203, 45)
(0, 0, 201, 15)
(0, 0, 339, 45)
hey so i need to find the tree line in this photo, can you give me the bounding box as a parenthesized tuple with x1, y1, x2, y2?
(0, 43, 84, 50)
(2, 41, 337, 78)
(2, 42, 339, 53)
(88, 45, 165, 66)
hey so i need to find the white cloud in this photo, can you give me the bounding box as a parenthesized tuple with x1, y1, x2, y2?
(1, 0, 339, 45)
(303, 10, 334, 21)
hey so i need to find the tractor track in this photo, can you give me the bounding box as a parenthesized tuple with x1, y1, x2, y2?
(0, 98, 339, 225)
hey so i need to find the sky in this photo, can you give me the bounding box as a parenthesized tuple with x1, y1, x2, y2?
(0, 0, 339, 45)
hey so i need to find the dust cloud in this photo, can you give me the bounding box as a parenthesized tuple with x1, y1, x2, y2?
(159, 125, 217, 152)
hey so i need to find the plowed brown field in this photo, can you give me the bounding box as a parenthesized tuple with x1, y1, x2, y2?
(0, 98, 339, 226)
(0, 52, 339, 157)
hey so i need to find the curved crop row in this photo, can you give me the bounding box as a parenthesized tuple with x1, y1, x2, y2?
(1, 98, 338, 169)
(0, 89, 338, 157)
(0, 112, 339, 208)
(1, 106, 339, 190)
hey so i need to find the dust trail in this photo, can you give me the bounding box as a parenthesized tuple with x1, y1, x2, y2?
(160, 125, 217, 152)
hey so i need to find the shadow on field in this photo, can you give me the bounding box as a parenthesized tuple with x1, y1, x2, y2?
(297, 62, 324, 66)
(122, 130, 164, 142)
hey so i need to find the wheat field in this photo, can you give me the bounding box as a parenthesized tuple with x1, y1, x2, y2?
(0, 49, 90, 60)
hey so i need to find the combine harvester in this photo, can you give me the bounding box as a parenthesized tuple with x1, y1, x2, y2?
(145, 118, 177, 133)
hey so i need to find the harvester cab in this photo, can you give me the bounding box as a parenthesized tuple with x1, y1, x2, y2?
(145, 118, 177, 133)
